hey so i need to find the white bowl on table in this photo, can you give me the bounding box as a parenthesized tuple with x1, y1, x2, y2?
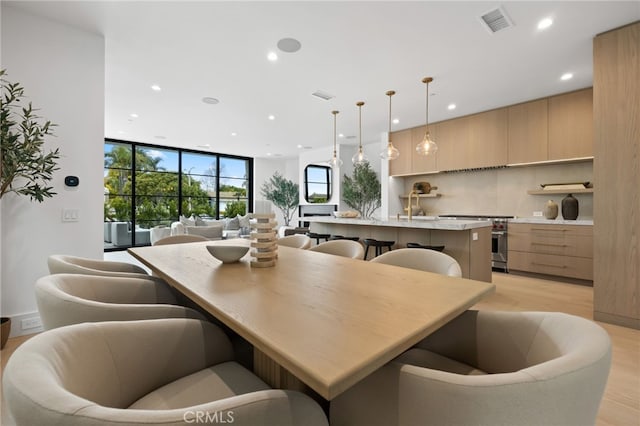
(206, 245, 249, 264)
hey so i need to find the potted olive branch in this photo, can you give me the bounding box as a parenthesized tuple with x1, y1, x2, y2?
(260, 172, 299, 227)
(0, 69, 61, 349)
(342, 162, 381, 219)
(1, 69, 60, 202)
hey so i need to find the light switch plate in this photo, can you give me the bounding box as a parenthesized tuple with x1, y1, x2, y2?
(62, 208, 79, 222)
(533, 211, 543, 217)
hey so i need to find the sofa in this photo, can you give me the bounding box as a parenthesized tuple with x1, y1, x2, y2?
(171, 214, 252, 240)
(110, 222, 151, 247)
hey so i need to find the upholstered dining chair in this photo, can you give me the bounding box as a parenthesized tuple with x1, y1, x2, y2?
(35, 274, 206, 329)
(3, 318, 329, 426)
(308, 239, 365, 260)
(331, 310, 612, 426)
(370, 248, 462, 277)
(276, 234, 312, 249)
(48, 254, 149, 278)
(153, 234, 208, 245)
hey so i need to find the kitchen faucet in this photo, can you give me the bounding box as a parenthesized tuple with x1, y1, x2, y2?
(406, 190, 419, 221)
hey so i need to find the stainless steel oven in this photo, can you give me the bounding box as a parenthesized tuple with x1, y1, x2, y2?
(439, 215, 513, 272)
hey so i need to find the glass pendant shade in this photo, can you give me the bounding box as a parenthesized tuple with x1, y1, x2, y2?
(352, 101, 369, 165)
(415, 131, 438, 155)
(416, 77, 438, 156)
(352, 146, 368, 165)
(327, 110, 343, 167)
(380, 90, 400, 160)
(381, 142, 400, 160)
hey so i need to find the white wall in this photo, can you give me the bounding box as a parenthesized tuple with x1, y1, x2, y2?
(0, 6, 105, 336)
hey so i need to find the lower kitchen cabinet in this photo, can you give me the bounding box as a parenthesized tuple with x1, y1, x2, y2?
(508, 223, 593, 281)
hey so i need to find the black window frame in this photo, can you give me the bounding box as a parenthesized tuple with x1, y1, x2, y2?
(304, 164, 332, 203)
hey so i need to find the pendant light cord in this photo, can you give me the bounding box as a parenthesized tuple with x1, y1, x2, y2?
(425, 80, 429, 133)
(332, 110, 338, 156)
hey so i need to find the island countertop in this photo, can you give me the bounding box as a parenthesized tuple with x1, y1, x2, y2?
(304, 216, 492, 231)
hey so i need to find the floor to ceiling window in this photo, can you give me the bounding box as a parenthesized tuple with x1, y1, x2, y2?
(103, 139, 253, 250)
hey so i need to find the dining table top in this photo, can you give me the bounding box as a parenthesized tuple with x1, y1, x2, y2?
(128, 239, 495, 400)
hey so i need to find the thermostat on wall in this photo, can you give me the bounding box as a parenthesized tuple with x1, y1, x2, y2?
(64, 176, 79, 187)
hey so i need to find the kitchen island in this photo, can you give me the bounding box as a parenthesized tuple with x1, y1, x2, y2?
(306, 216, 492, 282)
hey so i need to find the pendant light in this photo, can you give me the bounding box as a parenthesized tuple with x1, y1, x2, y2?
(352, 101, 369, 165)
(328, 110, 343, 167)
(415, 77, 438, 156)
(380, 90, 400, 160)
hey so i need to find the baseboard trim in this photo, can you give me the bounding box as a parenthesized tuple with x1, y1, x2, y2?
(594, 311, 640, 330)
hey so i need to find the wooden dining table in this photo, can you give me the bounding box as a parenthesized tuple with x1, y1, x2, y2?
(129, 240, 495, 400)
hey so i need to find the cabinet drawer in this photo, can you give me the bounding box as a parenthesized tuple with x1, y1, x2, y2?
(509, 224, 593, 258)
(508, 251, 593, 280)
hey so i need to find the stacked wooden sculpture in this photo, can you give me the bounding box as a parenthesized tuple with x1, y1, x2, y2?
(250, 213, 278, 267)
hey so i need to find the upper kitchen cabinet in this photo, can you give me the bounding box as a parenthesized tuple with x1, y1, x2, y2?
(389, 129, 412, 176)
(466, 108, 508, 168)
(508, 98, 548, 164)
(433, 116, 470, 171)
(411, 125, 437, 174)
(548, 88, 593, 160)
(434, 108, 507, 171)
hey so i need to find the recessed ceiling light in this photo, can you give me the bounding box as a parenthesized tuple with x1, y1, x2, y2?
(392, 118, 400, 124)
(537, 17, 553, 30)
(266, 152, 272, 156)
(277, 38, 302, 53)
(151, 84, 161, 91)
(231, 132, 237, 136)
(338, 133, 344, 138)
(118, 130, 125, 134)
(130, 113, 138, 118)
(448, 104, 457, 110)
(297, 144, 303, 148)
(267, 52, 278, 62)
(268, 115, 275, 120)
(202, 97, 219, 105)
(561, 73, 573, 81)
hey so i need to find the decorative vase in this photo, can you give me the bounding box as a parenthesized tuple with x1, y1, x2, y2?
(561, 194, 579, 220)
(1, 317, 11, 350)
(543, 200, 559, 220)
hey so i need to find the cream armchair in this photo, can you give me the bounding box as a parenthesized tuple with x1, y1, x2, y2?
(370, 248, 462, 277)
(35, 274, 206, 329)
(308, 240, 364, 259)
(3, 318, 328, 426)
(48, 254, 150, 278)
(331, 310, 612, 426)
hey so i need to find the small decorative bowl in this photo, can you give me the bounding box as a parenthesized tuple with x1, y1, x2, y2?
(206, 245, 249, 264)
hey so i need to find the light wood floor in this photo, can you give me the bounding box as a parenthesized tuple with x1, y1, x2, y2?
(1, 272, 638, 425)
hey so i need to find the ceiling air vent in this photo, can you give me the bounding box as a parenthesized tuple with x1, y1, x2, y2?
(311, 90, 334, 101)
(479, 6, 514, 34)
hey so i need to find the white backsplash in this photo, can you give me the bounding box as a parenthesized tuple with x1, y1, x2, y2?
(397, 161, 593, 220)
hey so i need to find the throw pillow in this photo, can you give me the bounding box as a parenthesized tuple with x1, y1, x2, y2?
(180, 215, 196, 227)
(226, 216, 240, 230)
(202, 219, 223, 227)
(185, 225, 223, 239)
(195, 216, 207, 226)
(237, 214, 251, 229)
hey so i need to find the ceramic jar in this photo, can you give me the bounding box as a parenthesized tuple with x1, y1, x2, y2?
(543, 200, 559, 220)
(562, 194, 579, 220)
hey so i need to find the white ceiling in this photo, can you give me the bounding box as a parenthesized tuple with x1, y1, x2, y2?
(6, 1, 640, 159)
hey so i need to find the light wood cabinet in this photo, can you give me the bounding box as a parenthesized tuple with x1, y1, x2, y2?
(411, 125, 437, 173)
(548, 88, 593, 160)
(507, 99, 548, 164)
(389, 129, 412, 176)
(466, 108, 508, 168)
(593, 22, 640, 329)
(508, 223, 593, 281)
(432, 116, 470, 171)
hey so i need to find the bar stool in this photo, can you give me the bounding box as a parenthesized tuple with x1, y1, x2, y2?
(363, 239, 395, 260)
(329, 235, 360, 242)
(407, 242, 445, 252)
(307, 232, 330, 245)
